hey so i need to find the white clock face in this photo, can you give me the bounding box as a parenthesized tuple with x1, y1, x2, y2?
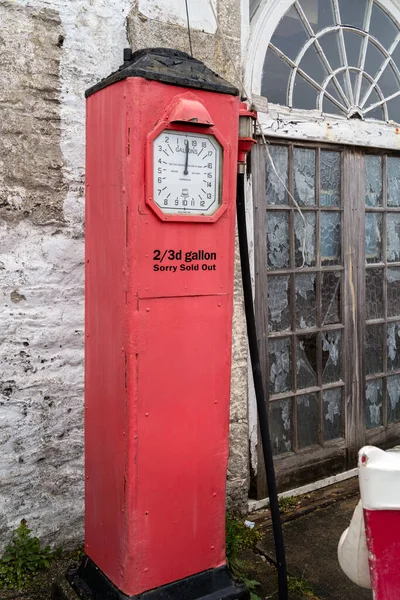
(153, 130, 222, 216)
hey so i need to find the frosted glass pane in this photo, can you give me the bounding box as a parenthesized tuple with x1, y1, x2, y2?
(321, 272, 341, 325)
(322, 331, 342, 384)
(365, 324, 384, 375)
(295, 212, 316, 267)
(297, 394, 319, 448)
(267, 212, 290, 269)
(387, 375, 400, 424)
(387, 268, 400, 317)
(323, 388, 342, 440)
(387, 322, 400, 371)
(270, 399, 292, 455)
(320, 151, 341, 207)
(321, 212, 341, 266)
(295, 273, 317, 329)
(269, 337, 291, 395)
(366, 213, 383, 263)
(387, 214, 400, 262)
(268, 276, 291, 332)
(266, 145, 289, 206)
(366, 269, 384, 320)
(294, 148, 316, 206)
(365, 156, 383, 207)
(388, 157, 400, 207)
(366, 379, 383, 429)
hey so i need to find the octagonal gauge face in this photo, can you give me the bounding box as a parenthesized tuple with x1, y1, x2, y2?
(153, 130, 222, 216)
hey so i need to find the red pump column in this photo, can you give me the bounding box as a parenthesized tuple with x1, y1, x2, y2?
(359, 446, 400, 600)
(74, 48, 249, 600)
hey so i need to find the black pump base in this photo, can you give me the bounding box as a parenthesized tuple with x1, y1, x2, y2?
(64, 556, 249, 600)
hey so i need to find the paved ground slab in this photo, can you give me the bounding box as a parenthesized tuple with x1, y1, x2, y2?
(257, 495, 372, 600)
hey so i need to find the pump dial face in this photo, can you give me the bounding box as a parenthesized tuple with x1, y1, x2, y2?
(153, 130, 222, 216)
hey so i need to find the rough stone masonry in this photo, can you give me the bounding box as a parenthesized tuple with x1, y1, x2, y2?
(0, 0, 249, 550)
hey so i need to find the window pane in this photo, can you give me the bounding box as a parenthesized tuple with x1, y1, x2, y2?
(270, 399, 292, 455)
(313, 0, 335, 32)
(366, 213, 383, 264)
(270, 9, 309, 61)
(268, 275, 291, 333)
(267, 212, 290, 269)
(295, 212, 316, 267)
(299, 44, 328, 85)
(387, 214, 400, 262)
(370, 3, 398, 51)
(366, 379, 383, 429)
(387, 157, 400, 207)
(325, 80, 348, 115)
(320, 151, 341, 207)
(323, 388, 342, 440)
(297, 393, 319, 448)
(342, 30, 363, 67)
(387, 322, 400, 371)
(321, 212, 341, 266)
(318, 31, 341, 71)
(260, 0, 400, 120)
(387, 375, 400, 424)
(338, 0, 367, 29)
(365, 324, 384, 375)
(321, 272, 341, 325)
(296, 334, 317, 389)
(366, 269, 384, 320)
(294, 148, 316, 206)
(377, 65, 398, 104)
(266, 145, 289, 206)
(386, 97, 400, 125)
(295, 273, 317, 329)
(363, 85, 385, 121)
(365, 42, 386, 84)
(293, 74, 319, 111)
(387, 268, 400, 317)
(269, 338, 292, 394)
(322, 330, 342, 384)
(365, 155, 383, 207)
(261, 49, 291, 104)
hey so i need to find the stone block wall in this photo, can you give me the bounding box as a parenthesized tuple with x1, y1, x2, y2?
(0, 0, 249, 551)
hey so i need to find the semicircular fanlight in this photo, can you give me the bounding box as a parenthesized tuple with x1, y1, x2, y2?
(262, 0, 400, 122)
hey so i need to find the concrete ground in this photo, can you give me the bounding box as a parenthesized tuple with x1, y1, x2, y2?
(240, 477, 372, 600)
(0, 478, 372, 600)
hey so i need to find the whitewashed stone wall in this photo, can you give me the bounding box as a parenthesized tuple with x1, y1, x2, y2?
(0, 0, 249, 550)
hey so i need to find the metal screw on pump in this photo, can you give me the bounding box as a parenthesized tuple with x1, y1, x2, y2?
(236, 102, 289, 600)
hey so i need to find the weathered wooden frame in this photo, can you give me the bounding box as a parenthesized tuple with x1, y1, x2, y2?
(252, 139, 400, 498)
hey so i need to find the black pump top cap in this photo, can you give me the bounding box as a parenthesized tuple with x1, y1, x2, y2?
(85, 47, 239, 98)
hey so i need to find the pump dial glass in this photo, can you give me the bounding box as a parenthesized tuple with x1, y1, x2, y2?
(153, 130, 222, 216)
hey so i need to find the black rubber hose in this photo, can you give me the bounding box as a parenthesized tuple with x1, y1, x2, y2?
(236, 170, 288, 600)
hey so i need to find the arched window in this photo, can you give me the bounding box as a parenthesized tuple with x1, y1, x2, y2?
(260, 0, 400, 122)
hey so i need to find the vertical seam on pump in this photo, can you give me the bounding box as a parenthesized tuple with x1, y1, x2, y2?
(126, 206, 129, 247)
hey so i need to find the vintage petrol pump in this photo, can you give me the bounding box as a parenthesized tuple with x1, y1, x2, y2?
(73, 48, 249, 599)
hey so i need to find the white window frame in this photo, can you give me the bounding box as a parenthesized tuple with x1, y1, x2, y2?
(244, 0, 400, 149)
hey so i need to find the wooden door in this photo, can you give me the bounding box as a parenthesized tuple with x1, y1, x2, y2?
(252, 141, 400, 497)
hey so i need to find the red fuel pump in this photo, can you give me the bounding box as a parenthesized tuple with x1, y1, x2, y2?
(71, 48, 249, 600)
